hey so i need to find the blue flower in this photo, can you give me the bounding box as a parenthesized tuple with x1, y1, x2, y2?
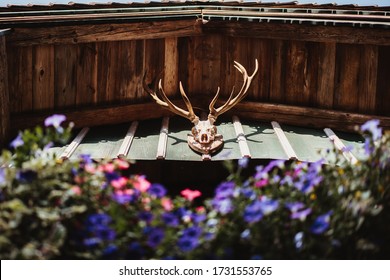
(10, 133, 23, 149)
(182, 226, 202, 239)
(255, 160, 285, 180)
(240, 229, 251, 240)
(103, 244, 118, 256)
(291, 208, 312, 221)
(244, 201, 264, 223)
(294, 232, 304, 250)
(310, 211, 333, 235)
(258, 198, 279, 214)
(138, 211, 153, 223)
(16, 170, 37, 183)
(80, 154, 93, 164)
(215, 181, 235, 199)
(162, 212, 179, 227)
(212, 197, 234, 215)
(83, 237, 101, 247)
(238, 157, 249, 168)
(86, 213, 112, 226)
(0, 168, 5, 185)
(112, 192, 138, 204)
(177, 236, 199, 252)
(127, 242, 145, 259)
(191, 213, 206, 224)
(285, 202, 305, 212)
(241, 187, 256, 200)
(147, 227, 165, 248)
(44, 114, 66, 128)
(361, 119, 382, 141)
(147, 183, 167, 198)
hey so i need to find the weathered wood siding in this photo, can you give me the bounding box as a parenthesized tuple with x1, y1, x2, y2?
(7, 34, 390, 118)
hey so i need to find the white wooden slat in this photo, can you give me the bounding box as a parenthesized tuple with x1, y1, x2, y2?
(59, 127, 89, 160)
(232, 115, 251, 158)
(324, 128, 358, 164)
(156, 117, 169, 160)
(117, 121, 138, 158)
(271, 121, 298, 160)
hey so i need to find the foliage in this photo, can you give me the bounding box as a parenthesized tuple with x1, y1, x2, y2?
(0, 116, 389, 259)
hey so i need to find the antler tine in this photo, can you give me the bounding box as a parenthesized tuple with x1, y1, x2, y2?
(209, 59, 259, 121)
(179, 82, 199, 124)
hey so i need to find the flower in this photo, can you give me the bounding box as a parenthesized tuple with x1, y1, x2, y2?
(148, 183, 167, 198)
(147, 227, 165, 248)
(238, 157, 249, 168)
(361, 119, 382, 141)
(44, 114, 66, 128)
(0, 168, 5, 185)
(255, 178, 268, 188)
(177, 236, 199, 252)
(181, 188, 201, 201)
(244, 200, 264, 223)
(240, 229, 251, 240)
(86, 213, 112, 227)
(162, 212, 179, 227)
(294, 232, 304, 250)
(161, 197, 173, 211)
(133, 176, 151, 193)
(310, 211, 333, 234)
(111, 177, 128, 189)
(212, 197, 234, 215)
(258, 197, 279, 214)
(182, 226, 202, 239)
(291, 208, 312, 221)
(138, 211, 153, 223)
(10, 133, 23, 149)
(214, 181, 235, 199)
(16, 170, 37, 183)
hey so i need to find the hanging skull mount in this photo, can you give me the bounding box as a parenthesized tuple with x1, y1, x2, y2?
(143, 59, 259, 156)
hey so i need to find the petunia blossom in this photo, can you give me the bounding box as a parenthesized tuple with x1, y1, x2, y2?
(10, 133, 23, 149)
(44, 114, 66, 128)
(310, 211, 333, 235)
(181, 188, 202, 201)
(133, 176, 151, 193)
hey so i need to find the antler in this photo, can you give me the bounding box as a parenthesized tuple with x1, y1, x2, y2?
(208, 59, 259, 124)
(143, 73, 199, 124)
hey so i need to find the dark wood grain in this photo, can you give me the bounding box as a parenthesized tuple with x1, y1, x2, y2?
(0, 36, 9, 147)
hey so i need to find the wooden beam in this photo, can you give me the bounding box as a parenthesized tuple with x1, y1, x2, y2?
(271, 121, 298, 160)
(324, 128, 358, 164)
(232, 115, 251, 158)
(10, 100, 390, 135)
(7, 19, 202, 46)
(156, 117, 169, 160)
(0, 34, 9, 148)
(203, 21, 390, 46)
(59, 127, 89, 160)
(117, 121, 138, 158)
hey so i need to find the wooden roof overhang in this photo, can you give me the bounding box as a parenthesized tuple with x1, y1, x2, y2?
(1, 1, 390, 149)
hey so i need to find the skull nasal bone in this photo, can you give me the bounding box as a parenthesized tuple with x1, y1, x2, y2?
(201, 134, 208, 142)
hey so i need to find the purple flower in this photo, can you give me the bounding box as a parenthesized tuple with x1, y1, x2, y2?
(127, 242, 145, 259)
(238, 157, 249, 168)
(147, 183, 167, 198)
(285, 202, 305, 212)
(215, 181, 235, 199)
(16, 170, 37, 183)
(182, 226, 202, 239)
(291, 208, 312, 221)
(361, 119, 382, 141)
(44, 114, 66, 128)
(177, 237, 199, 252)
(83, 237, 101, 247)
(80, 154, 93, 164)
(244, 201, 264, 223)
(112, 192, 137, 204)
(87, 213, 112, 226)
(258, 198, 279, 214)
(310, 211, 333, 235)
(10, 133, 23, 149)
(191, 213, 206, 224)
(240, 229, 251, 240)
(212, 197, 234, 215)
(162, 212, 179, 227)
(0, 168, 5, 185)
(103, 244, 118, 256)
(94, 226, 116, 241)
(241, 187, 256, 200)
(147, 228, 165, 248)
(138, 211, 153, 223)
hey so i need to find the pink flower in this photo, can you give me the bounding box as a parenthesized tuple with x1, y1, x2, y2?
(255, 179, 268, 188)
(70, 186, 82, 195)
(111, 177, 128, 189)
(99, 163, 115, 173)
(133, 176, 151, 193)
(114, 158, 130, 170)
(161, 198, 173, 211)
(181, 188, 201, 201)
(84, 163, 96, 174)
(196, 206, 206, 213)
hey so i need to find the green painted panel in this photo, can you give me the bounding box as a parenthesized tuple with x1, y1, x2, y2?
(212, 120, 242, 161)
(334, 130, 366, 160)
(127, 119, 161, 160)
(241, 121, 288, 160)
(281, 124, 335, 163)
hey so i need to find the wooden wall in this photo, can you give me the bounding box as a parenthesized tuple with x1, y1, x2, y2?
(7, 34, 390, 116)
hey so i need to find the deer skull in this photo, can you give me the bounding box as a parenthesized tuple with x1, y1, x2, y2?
(143, 59, 259, 156)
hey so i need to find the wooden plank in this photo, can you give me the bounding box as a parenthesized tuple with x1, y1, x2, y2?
(7, 46, 33, 113)
(232, 115, 251, 158)
(376, 46, 390, 116)
(201, 34, 222, 98)
(219, 35, 236, 101)
(54, 44, 77, 108)
(358, 45, 378, 115)
(252, 38, 271, 102)
(0, 35, 9, 147)
(144, 38, 165, 98)
(59, 127, 89, 160)
(156, 117, 169, 160)
(203, 21, 390, 46)
(163, 37, 179, 98)
(8, 20, 203, 46)
(117, 121, 138, 158)
(76, 43, 97, 106)
(188, 36, 203, 97)
(324, 128, 358, 164)
(96, 41, 113, 103)
(269, 40, 285, 103)
(32, 45, 54, 110)
(315, 42, 336, 109)
(334, 44, 360, 112)
(271, 121, 298, 160)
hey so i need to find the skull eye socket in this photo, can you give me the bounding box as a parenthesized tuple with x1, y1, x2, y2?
(192, 127, 199, 136)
